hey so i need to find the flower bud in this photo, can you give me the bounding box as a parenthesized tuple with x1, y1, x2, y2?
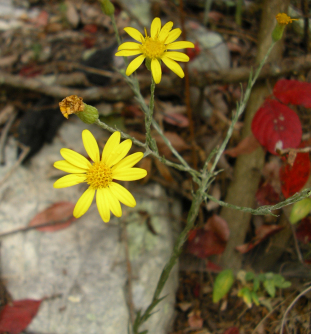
(272, 13, 298, 42)
(100, 0, 115, 16)
(59, 95, 99, 124)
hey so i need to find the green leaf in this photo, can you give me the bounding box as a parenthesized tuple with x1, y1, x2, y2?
(264, 279, 276, 297)
(251, 291, 260, 306)
(245, 271, 255, 281)
(289, 198, 311, 224)
(257, 273, 266, 282)
(253, 277, 260, 292)
(259, 298, 273, 312)
(213, 269, 234, 303)
(238, 287, 252, 308)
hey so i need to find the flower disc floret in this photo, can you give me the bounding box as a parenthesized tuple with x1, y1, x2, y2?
(115, 17, 194, 84)
(53, 129, 147, 223)
(86, 162, 113, 189)
(140, 37, 166, 59)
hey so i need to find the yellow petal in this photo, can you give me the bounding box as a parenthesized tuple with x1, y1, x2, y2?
(107, 188, 122, 217)
(162, 55, 184, 78)
(101, 131, 120, 164)
(166, 41, 195, 50)
(60, 148, 91, 169)
(124, 27, 144, 42)
(126, 55, 145, 76)
(73, 187, 95, 218)
(165, 28, 182, 44)
(115, 50, 142, 57)
(106, 139, 132, 167)
(53, 174, 87, 188)
(118, 42, 141, 50)
(82, 129, 100, 163)
(151, 59, 162, 84)
(113, 167, 147, 181)
(151, 17, 161, 38)
(158, 21, 173, 41)
(54, 160, 88, 174)
(165, 51, 189, 62)
(112, 152, 144, 171)
(109, 182, 136, 207)
(96, 188, 110, 223)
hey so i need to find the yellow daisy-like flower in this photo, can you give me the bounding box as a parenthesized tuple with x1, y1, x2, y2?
(53, 130, 147, 223)
(115, 17, 195, 84)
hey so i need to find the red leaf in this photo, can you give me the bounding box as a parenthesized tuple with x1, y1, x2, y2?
(256, 182, 280, 206)
(279, 151, 310, 198)
(223, 327, 240, 334)
(296, 218, 311, 244)
(28, 202, 76, 232)
(273, 79, 311, 108)
(251, 99, 302, 154)
(187, 229, 226, 258)
(206, 260, 222, 273)
(186, 41, 201, 60)
(83, 24, 98, 34)
(0, 299, 42, 334)
(236, 225, 283, 254)
(224, 134, 260, 157)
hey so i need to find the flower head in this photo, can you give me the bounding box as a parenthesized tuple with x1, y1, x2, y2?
(115, 17, 194, 84)
(275, 13, 298, 25)
(272, 13, 299, 41)
(53, 130, 147, 223)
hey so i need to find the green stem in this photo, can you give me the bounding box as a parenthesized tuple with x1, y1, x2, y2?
(133, 188, 205, 333)
(145, 77, 155, 148)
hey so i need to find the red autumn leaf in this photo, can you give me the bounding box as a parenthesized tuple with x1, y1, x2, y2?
(256, 182, 280, 206)
(251, 99, 302, 154)
(273, 79, 311, 108)
(279, 151, 310, 198)
(83, 24, 98, 34)
(186, 41, 201, 60)
(28, 202, 76, 232)
(206, 260, 222, 273)
(224, 134, 261, 157)
(296, 218, 311, 244)
(223, 327, 240, 334)
(187, 229, 226, 258)
(236, 225, 283, 254)
(0, 299, 42, 334)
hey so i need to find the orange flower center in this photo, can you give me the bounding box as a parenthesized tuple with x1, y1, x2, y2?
(140, 37, 166, 59)
(86, 162, 113, 189)
(275, 13, 297, 25)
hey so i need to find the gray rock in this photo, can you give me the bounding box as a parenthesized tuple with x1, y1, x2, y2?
(0, 120, 181, 334)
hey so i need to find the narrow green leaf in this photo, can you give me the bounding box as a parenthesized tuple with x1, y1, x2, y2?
(289, 198, 311, 224)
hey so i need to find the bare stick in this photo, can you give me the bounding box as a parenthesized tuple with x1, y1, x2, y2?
(0, 108, 17, 165)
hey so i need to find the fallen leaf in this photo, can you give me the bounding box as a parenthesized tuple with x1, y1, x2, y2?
(138, 157, 152, 184)
(163, 113, 189, 128)
(28, 202, 76, 232)
(205, 214, 230, 242)
(256, 182, 280, 206)
(66, 1, 80, 28)
(188, 310, 203, 329)
(0, 299, 42, 334)
(296, 218, 311, 244)
(156, 132, 191, 158)
(206, 260, 222, 273)
(279, 151, 310, 198)
(223, 327, 240, 334)
(251, 99, 302, 154)
(154, 158, 174, 183)
(83, 24, 98, 33)
(273, 79, 311, 108)
(236, 225, 283, 253)
(224, 134, 260, 157)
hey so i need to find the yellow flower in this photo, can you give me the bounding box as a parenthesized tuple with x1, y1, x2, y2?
(275, 13, 298, 25)
(115, 17, 194, 84)
(53, 130, 147, 223)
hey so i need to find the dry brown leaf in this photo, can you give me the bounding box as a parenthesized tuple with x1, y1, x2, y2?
(224, 134, 260, 157)
(28, 202, 76, 232)
(138, 157, 152, 184)
(154, 158, 174, 183)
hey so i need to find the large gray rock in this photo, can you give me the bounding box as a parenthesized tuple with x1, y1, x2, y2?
(0, 119, 181, 334)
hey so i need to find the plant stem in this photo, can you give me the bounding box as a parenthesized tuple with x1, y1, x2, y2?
(145, 77, 155, 148)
